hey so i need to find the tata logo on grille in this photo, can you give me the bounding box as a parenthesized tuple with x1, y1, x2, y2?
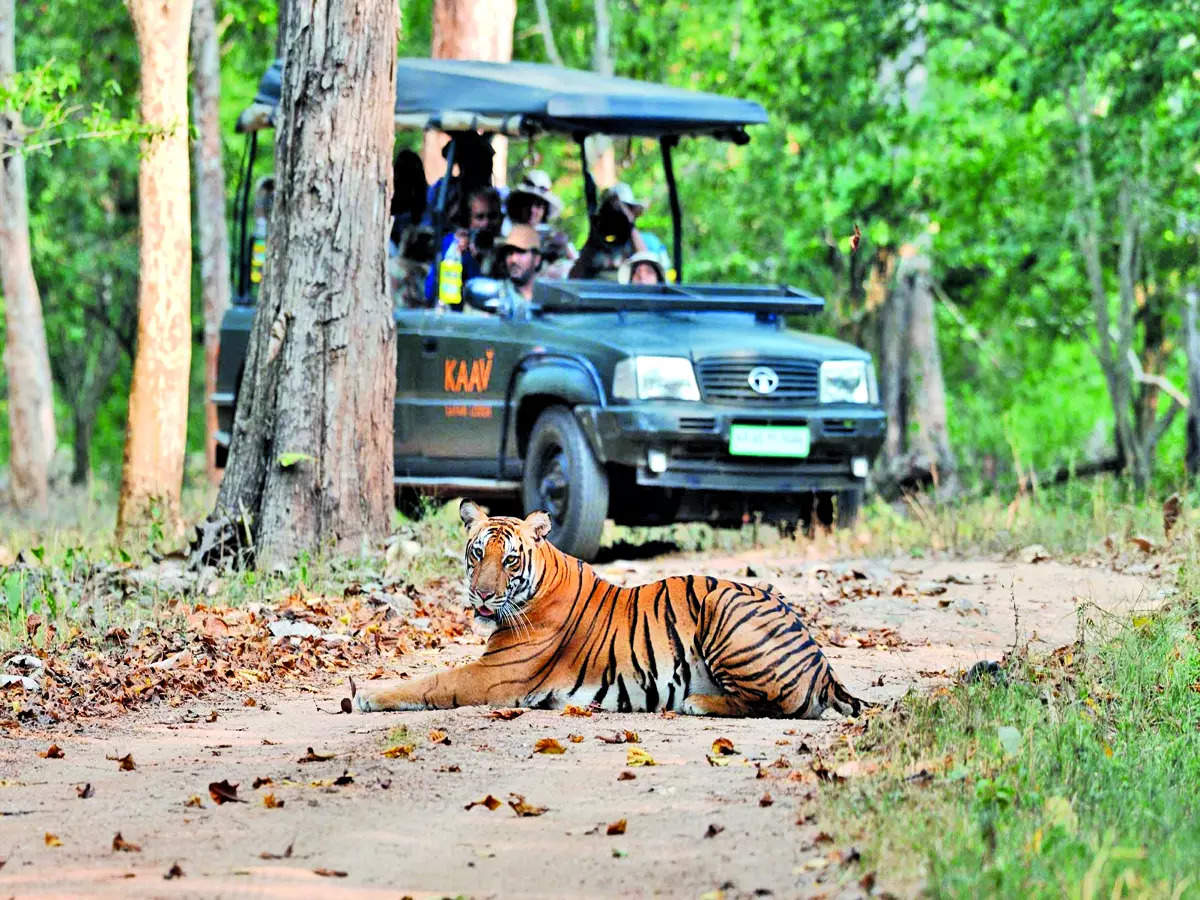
(747, 366, 780, 394)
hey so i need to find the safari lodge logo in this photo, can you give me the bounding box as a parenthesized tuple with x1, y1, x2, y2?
(444, 349, 494, 393)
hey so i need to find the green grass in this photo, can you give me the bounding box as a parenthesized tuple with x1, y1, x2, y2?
(818, 599, 1200, 898)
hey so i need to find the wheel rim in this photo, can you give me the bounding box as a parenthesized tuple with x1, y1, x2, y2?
(534, 444, 569, 526)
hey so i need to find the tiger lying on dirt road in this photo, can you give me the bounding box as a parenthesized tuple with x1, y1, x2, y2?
(356, 500, 867, 718)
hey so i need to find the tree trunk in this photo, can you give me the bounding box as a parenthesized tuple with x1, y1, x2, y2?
(213, 0, 398, 569)
(880, 272, 909, 464)
(903, 245, 958, 494)
(0, 0, 57, 515)
(191, 0, 230, 487)
(586, 0, 616, 189)
(117, 0, 194, 538)
(1188, 286, 1200, 478)
(422, 0, 516, 185)
(72, 408, 93, 487)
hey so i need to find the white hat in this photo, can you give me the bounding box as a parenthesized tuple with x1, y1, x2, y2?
(618, 250, 668, 284)
(601, 181, 646, 216)
(508, 169, 563, 220)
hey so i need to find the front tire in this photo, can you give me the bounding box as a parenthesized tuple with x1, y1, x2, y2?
(522, 406, 609, 560)
(814, 487, 863, 529)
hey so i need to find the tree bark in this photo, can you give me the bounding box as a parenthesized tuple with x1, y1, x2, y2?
(422, 0, 517, 186)
(903, 245, 958, 494)
(1186, 286, 1200, 478)
(191, 0, 231, 486)
(117, 0, 194, 538)
(213, 0, 398, 569)
(0, 0, 57, 515)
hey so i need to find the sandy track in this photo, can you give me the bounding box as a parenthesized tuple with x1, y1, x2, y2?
(0, 549, 1163, 898)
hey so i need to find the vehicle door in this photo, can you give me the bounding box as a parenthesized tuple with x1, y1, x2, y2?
(413, 307, 525, 474)
(393, 307, 427, 475)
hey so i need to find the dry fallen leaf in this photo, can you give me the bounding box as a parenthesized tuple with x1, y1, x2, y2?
(1130, 535, 1155, 554)
(508, 793, 549, 817)
(107, 753, 136, 771)
(208, 780, 245, 804)
(568, 733, 585, 743)
(184, 795, 205, 808)
(298, 746, 335, 763)
(626, 747, 656, 767)
(164, 862, 185, 880)
(487, 708, 526, 720)
(606, 818, 627, 835)
(259, 842, 294, 860)
(464, 794, 503, 811)
(76, 783, 94, 799)
(39, 744, 65, 759)
(759, 792, 774, 808)
(333, 771, 354, 786)
(339, 698, 353, 714)
(206, 710, 219, 723)
(703, 824, 724, 839)
(314, 868, 348, 878)
(112, 832, 141, 853)
(262, 793, 284, 809)
(44, 832, 62, 847)
(711, 737, 737, 756)
(428, 729, 450, 745)
(252, 776, 273, 789)
(562, 705, 592, 718)
(382, 744, 415, 759)
(597, 730, 640, 744)
(617, 770, 636, 781)
(1163, 493, 1182, 539)
(534, 738, 566, 755)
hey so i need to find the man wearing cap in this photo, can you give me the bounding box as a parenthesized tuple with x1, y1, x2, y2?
(570, 181, 652, 280)
(494, 224, 543, 315)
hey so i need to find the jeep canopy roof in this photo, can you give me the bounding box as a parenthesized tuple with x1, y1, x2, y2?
(236, 57, 768, 140)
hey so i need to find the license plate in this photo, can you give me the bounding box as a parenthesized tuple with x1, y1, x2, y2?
(728, 424, 810, 458)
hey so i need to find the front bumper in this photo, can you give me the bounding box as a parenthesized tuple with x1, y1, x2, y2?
(574, 402, 886, 493)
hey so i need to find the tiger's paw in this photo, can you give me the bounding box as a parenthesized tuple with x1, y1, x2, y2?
(355, 692, 380, 713)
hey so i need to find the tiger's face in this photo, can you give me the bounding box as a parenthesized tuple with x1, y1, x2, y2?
(459, 501, 552, 638)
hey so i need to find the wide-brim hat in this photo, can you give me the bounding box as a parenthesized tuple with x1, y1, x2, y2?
(508, 169, 563, 220)
(496, 224, 542, 255)
(618, 250, 667, 284)
(600, 181, 646, 216)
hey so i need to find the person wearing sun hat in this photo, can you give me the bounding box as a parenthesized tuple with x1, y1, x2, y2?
(494, 223, 544, 311)
(570, 181, 654, 280)
(618, 250, 668, 285)
(505, 169, 563, 227)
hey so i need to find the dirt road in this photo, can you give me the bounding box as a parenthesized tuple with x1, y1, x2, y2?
(0, 547, 1165, 898)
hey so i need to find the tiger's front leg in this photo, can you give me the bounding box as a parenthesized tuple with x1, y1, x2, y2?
(355, 662, 516, 712)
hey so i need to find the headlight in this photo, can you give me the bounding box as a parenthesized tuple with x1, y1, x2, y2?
(613, 356, 700, 401)
(819, 360, 873, 404)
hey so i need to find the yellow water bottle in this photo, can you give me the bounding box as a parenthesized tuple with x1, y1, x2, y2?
(438, 241, 463, 307)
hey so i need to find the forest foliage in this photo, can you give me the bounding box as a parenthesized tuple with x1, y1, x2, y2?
(1, 0, 1198, 495)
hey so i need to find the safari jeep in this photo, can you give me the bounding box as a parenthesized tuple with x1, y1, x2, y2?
(214, 58, 886, 561)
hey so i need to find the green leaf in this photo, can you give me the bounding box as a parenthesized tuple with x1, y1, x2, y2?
(997, 725, 1022, 756)
(277, 452, 315, 468)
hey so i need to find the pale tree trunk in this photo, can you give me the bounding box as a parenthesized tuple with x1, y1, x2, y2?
(585, 0, 616, 189)
(902, 244, 958, 494)
(191, 0, 230, 486)
(212, 0, 397, 569)
(423, 0, 516, 186)
(118, 0, 194, 539)
(0, 0, 56, 515)
(1186, 285, 1200, 478)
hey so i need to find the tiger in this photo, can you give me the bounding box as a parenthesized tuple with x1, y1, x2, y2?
(355, 500, 867, 718)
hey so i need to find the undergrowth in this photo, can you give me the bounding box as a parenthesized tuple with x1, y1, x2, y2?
(817, 599, 1200, 897)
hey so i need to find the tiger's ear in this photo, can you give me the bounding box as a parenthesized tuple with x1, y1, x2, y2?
(524, 510, 552, 542)
(460, 499, 487, 530)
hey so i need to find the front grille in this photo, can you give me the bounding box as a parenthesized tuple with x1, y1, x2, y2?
(678, 416, 716, 432)
(823, 420, 857, 435)
(696, 357, 819, 402)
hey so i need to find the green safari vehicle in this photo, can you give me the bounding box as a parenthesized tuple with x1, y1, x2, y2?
(214, 58, 886, 560)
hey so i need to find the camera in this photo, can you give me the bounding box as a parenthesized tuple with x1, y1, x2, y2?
(469, 227, 495, 254)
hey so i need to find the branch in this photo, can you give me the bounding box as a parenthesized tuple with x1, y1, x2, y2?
(1127, 348, 1188, 409)
(532, 0, 563, 67)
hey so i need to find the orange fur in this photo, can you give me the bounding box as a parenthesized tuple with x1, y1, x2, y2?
(357, 502, 866, 718)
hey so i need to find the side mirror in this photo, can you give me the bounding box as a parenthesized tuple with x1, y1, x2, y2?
(463, 277, 503, 313)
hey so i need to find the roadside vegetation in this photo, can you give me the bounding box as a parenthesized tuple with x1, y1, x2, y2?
(815, 594, 1200, 898)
